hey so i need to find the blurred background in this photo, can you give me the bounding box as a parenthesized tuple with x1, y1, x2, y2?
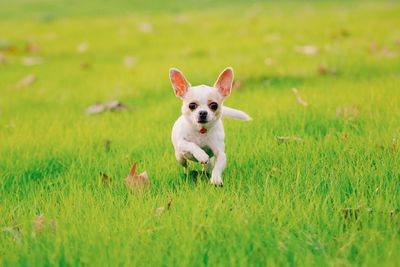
(0, 0, 399, 152)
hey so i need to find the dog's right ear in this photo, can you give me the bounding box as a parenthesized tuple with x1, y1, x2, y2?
(169, 68, 191, 98)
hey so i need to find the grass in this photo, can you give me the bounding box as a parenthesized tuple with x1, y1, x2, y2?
(1, 0, 400, 266)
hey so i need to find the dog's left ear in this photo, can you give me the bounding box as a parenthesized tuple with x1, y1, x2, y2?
(214, 67, 234, 97)
(169, 68, 191, 98)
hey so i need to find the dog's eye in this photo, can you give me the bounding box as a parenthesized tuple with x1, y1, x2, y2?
(188, 102, 198, 110)
(209, 102, 218, 111)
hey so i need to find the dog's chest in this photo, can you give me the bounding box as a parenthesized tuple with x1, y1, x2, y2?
(186, 131, 211, 148)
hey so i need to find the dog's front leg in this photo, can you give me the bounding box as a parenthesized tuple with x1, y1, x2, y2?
(177, 140, 209, 164)
(210, 150, 226, 186)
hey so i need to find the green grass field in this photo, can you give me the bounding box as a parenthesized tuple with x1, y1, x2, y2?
(1, 0, 400, 266)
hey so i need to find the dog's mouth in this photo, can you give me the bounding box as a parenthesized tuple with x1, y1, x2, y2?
(197, 119, 208, 124)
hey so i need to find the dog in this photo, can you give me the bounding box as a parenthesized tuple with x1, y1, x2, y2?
(169, 67, 251, 186)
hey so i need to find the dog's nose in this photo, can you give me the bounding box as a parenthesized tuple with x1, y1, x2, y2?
(199, 111, 208, 119)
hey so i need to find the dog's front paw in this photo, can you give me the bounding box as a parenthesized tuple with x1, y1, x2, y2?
(210, 176, 223, 187)
(193, 150, 210, 164)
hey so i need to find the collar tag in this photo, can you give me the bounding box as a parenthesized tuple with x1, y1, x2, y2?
(199, 127, 207, 134)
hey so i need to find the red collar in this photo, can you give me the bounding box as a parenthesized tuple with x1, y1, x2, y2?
(199, 127, 207, 134)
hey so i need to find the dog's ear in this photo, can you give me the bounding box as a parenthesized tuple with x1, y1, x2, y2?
(214, 67, 234, 97)
(169, 68, 191, 97)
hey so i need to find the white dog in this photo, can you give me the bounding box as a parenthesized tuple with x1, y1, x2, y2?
(169, 67, 251, 186)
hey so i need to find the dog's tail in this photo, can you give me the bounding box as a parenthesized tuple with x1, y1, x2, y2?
(221, 106, 252, 121)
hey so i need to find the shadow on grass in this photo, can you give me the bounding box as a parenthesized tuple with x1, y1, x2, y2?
(181, 170, 210, 184)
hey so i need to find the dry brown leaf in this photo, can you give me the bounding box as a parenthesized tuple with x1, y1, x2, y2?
(173, 15, 188, 24)
(0, 53, 7, 64)
(21, 56, 43, 66)
(264, 57, 273, 65)
(155, 199, 173, 216)
(369, 42, 397, 58)
(17, 74, 36, 88)
(6, 46, 17, 53)
(123, 56, 137, 68)
(138, 22, 153, 33)
(25, 42, 40, 53)
(318, 64, 337, 75)
(77, 42, 89, 53)
(100, 172, 112, 186)
(155, 207, 165, 216)
(264, 33, 281, 42)
(295, 45, 318, 56)
(0, 40, 17, 54)
(379, 47, 396, 58)
(34, 214, 45, 232)
(81, 61, 91, 69)
(125, 163, 150, 193)
(2, 226, 22, 244)
(167, 199, 173, 210)
(105, 100, 128, 111)
(85, 101, 128, 115)
(336, 105, 359, 121)
(369, 42, 379, 53)
(292, 88, 309, 107)
(85, 103, 105, 115)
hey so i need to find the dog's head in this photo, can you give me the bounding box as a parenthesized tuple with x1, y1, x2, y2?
(169, 67, 234, 129)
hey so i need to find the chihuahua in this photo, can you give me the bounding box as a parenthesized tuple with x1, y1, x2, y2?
(169, 67, 251, 186)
